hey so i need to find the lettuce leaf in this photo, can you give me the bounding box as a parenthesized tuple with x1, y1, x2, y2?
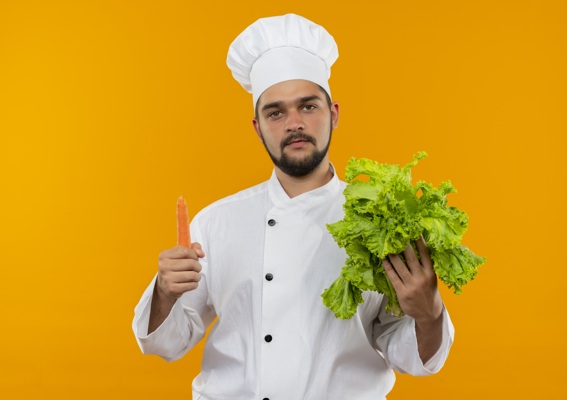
(322, 153, 486, 319)
(321, 275, 363, 320)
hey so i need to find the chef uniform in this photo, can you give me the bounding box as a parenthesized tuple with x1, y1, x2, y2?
(133, 14, 454, 400)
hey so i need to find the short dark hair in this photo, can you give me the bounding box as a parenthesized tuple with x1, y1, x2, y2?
(254, 83, 332, 121)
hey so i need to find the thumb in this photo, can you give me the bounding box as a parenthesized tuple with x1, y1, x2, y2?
(191, 242, 205, 258)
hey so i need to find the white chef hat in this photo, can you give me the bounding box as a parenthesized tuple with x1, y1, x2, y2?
(227, 14, 339, 109)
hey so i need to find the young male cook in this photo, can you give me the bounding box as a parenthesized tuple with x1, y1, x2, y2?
(133, 14, 454, 400)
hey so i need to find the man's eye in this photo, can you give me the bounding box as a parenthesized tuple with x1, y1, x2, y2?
(268, 111, 282, 118)
(303, 105, 317, 111)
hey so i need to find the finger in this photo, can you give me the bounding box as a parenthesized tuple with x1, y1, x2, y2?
(383, 258, 404, 289)
(415, 236, 433, 271)
(160, 246, 199, 260)
(173, 281, 199, 293)
(402, 243, 423, 275)
(165, 259, 202, 273)
(157, 268, 202, 298)
(191, 242, 206, 258)
(387, 253, 412, 282)
(171, 270, 202, 284)
(165, 281, 199, 298)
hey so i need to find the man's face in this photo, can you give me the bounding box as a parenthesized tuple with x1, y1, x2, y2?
(252, 80, 339, 177)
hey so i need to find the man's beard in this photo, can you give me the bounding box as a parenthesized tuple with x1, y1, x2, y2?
(259, 128, 332, 177)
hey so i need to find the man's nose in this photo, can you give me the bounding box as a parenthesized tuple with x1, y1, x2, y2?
(285, 110, 305, 132)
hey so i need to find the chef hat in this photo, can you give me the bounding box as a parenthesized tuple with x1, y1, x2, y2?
(227, 14, 339, 109)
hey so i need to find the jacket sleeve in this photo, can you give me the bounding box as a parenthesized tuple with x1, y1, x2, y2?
(132, 219, 216, 362)
(373, 300, 454, 376)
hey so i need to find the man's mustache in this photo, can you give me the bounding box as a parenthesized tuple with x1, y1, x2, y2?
(281, 133, 316, 149)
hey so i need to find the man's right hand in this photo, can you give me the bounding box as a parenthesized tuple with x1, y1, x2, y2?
(148, 244, 204, 334)
(157, 244, 204, 299)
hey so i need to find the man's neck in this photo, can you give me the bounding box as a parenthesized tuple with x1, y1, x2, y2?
(274, 159, 334, 198)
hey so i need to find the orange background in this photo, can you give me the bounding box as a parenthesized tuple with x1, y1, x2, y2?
(1, 0, 566, 398)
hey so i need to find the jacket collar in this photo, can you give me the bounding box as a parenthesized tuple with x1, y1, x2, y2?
(267, 163, 343, 213)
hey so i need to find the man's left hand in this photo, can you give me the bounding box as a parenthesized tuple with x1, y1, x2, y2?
(383, 236, 445, 363)
(383, 236, 443, 324)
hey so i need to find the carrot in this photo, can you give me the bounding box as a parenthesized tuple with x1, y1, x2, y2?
(177, 196, 191, 247)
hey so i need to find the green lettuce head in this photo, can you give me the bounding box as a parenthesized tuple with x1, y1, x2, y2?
(322, 152, 486, 319)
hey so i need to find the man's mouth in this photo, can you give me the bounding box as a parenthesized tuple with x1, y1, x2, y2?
(283, 134, 315, 149)
(290, 138, 306, 144)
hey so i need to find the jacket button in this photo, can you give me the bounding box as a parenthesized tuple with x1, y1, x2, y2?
(265, 273, 273, 281)
(264, 334, 272, 342)
(263, 398, 269, 400)
(267, 219, 276, 226)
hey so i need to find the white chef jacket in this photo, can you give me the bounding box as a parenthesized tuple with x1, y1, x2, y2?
(133, 167, 454, 400)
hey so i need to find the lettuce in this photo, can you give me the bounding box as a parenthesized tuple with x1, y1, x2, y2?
(322, 152, 485, 319)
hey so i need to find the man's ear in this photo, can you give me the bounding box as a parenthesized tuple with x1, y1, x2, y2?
(331, 102, 340, 130)
(252, 118, 263, 142)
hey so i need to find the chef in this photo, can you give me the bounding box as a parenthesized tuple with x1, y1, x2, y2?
(133, 13, 454, 400)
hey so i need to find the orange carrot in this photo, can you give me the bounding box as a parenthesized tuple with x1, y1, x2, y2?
(177, 196, 191, 247)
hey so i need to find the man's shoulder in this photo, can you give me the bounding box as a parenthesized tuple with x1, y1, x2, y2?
(195, 180, 270, 220)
